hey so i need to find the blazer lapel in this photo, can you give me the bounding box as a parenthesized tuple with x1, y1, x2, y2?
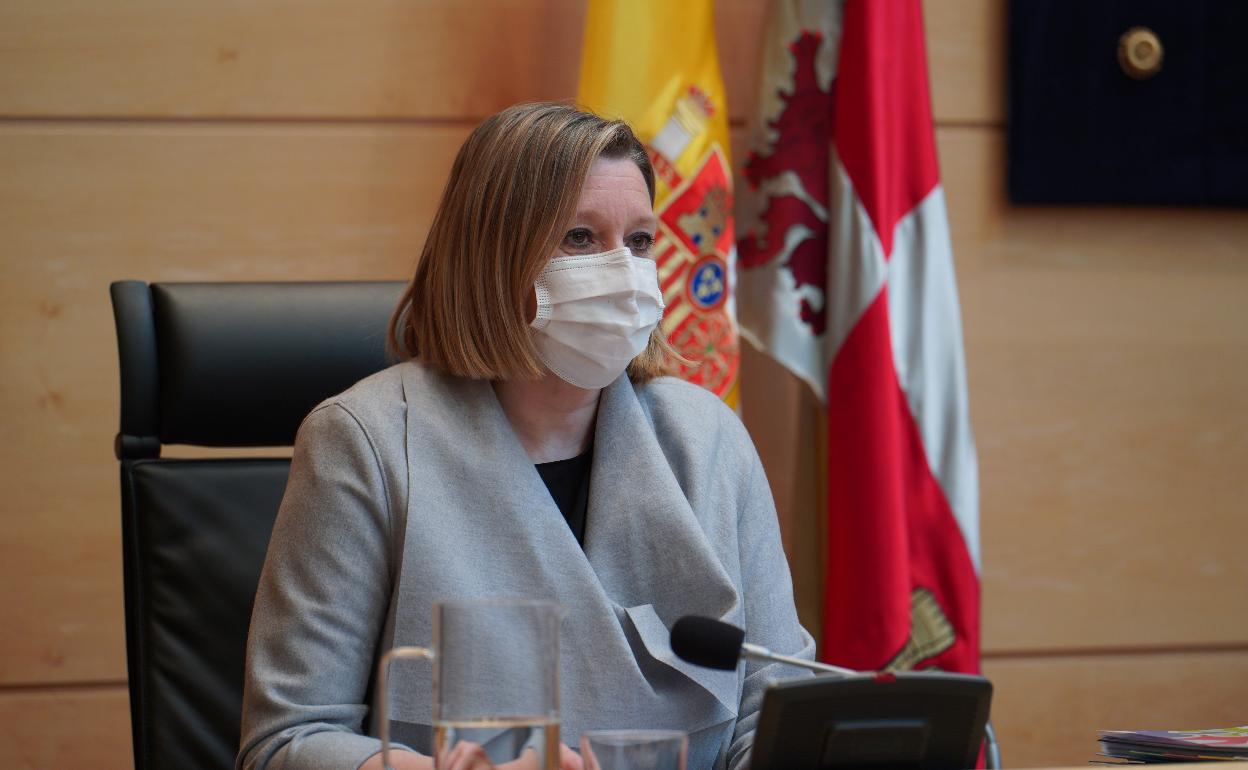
(584, 376, 741, 711)
(387, 364, 581, 722)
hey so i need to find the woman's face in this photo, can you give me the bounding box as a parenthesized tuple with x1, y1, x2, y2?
(557, 156, 657, 258)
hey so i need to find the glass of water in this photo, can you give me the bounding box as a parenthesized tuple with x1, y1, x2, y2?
(580, 730, 688, 770)
(377, 598, 565, 770)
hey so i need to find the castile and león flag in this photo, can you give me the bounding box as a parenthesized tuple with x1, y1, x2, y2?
(736, 0, 981, 674)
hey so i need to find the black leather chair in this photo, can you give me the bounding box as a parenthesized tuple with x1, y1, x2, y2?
(110, 280, 405, 770)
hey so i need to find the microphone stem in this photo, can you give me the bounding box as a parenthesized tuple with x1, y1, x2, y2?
(741, 643, 858, 676)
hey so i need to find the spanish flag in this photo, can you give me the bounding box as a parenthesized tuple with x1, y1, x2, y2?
(578, 0, 740, 407)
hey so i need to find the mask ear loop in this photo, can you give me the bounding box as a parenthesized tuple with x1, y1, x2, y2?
(530, 277, 554, 330)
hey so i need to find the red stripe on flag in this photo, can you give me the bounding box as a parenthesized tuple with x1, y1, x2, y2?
(823, 290, 979, 673)
(832, 0, 940, 259)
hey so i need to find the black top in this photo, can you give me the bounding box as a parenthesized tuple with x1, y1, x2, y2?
(535, 445, 593, 546)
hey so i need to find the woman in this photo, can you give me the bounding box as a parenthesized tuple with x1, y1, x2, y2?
(238, 102, 814, 770)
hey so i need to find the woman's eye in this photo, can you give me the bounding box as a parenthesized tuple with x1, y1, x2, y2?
(628, 232, 656, 255)
(563, 228, 593, 249)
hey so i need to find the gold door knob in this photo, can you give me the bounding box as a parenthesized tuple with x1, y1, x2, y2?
(1119, 27, 1164, 79)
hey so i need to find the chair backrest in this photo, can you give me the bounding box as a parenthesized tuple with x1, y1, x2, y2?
(111, 280, 405, 770)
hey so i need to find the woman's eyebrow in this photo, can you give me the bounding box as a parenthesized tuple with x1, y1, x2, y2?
(631, 217, 659, 235)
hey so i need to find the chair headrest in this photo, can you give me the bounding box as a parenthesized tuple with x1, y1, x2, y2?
(112, 281, 406, 456)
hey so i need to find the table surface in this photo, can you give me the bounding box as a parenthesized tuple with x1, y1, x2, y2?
(1043, 758, 1248, 763)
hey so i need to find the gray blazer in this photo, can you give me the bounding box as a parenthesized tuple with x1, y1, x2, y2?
(238, 362, 814, 770)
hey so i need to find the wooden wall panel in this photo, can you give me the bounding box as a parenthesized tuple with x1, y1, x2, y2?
(0, 0, 767, 122)
(739, 344, 824, 638)
(0, 686, 131, 770)
(0, 123, 464, 274)
(924, 0, 1004, 125)
(937, 126, 1248, 652)
(984, 651, 1248, 767)
(0, 0, 585, 119)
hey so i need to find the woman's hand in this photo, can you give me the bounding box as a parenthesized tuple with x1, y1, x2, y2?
(496, 743, 584, 770)
(440, 740, 496, 770)
(558, 743, 585, 770)
(364, 741, 583, 770)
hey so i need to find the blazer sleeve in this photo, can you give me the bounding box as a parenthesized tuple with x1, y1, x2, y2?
(724, 432, 818, 770)
(237, 402, 399, 770)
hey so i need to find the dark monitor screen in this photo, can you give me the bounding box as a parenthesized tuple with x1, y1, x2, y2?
(748, 671, 992, 770)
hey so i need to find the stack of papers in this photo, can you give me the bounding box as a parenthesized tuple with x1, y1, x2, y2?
(1097, 727, 1248, 763)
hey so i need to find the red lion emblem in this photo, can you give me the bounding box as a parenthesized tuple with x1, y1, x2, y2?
(737, 31, 834, 336)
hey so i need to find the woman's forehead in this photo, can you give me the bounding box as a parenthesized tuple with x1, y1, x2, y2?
(570, 158, 655, 228)
(581, 157, 649, 195)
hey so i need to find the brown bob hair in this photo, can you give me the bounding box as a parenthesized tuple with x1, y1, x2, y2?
(388, 102, 678, 383)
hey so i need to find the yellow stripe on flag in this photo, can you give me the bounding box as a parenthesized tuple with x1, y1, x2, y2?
(578, 0, 740, 407)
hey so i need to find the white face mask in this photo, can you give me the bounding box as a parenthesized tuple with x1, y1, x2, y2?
(529, 247, 666, 389)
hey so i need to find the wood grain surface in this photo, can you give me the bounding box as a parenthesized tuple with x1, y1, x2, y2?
(0, 686, 132, 770)
(740, 342, 826, 637)
(0, 0, 768, 122)
(923, 0, 1003, 125)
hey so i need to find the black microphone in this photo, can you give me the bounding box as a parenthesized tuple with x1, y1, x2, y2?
(670, 615, 856, 676)
(670, 615, 745, 670)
